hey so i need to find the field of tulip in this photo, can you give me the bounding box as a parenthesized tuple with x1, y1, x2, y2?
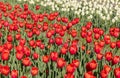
(0, 0, 120, 78)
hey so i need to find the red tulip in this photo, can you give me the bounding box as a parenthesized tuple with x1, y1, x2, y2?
(19, 39, 26, 45)
(1, 51, 10, 61)
(116, 40, 120, 48)
(11, 70, 18, 78)
(81, 45, 86, 51)
(36, 5, 40, 10)
(60, 46, 67, 54)
(33, 52, 39, 60)
(42, 55, 49, 63)
(7, 35, 13, 42)
(0, 45, 3, 53)
(46, 31, 52, 38)
(81, 31, 87, 38)
(57, 17, 61, 22)
(43, 25, 48, 31)
(20, 76, 27, 78)
(87, 31, 92, 36)
(85, 22, 92, 29)
(72, 18, 79, 25)
(94, 33, 100, 40)
(15, 45, 23, 52)
(94, 45, 102, 54)
(5, 42, 13, 50)
(61, 17, 68, 23)
(114, 67, 120, 78)
(97, 53, 103, 60)
(24, 46, 31, 57)
(99, 40, 105, 47)
(55, 37, 63, 46)
(22, 57, 32, 66)
(1, 65, 10, 76)
(27, 31, 33, 38)
(4, 21, 9, 27)
(31, 67, 39, 76)
(84, 71, 96, 78)
(29, 40, 35, 47)
(112, 56, 120, 65)
(36, 40, 41, 46)
(100, 69, 108, 78)
(70, 20, 76, 26)
(70, 29, 77, 38)
(50, 52, 58, 61)
(103, 65, 111, 73)
(57, 58, 66, 68)
(49, 38, 54, 44)
(86, 60, 97, 71)
(69, 45, 77, 55)
(104, 35, 111, 44)
(15, 33, 21, 40)
(81, 26, 87, 32)
(104, 35, 110, 40)
(113, 32, 119, 38)
(86, 36, 92, 43)
(99, 29, 104, 35)
(63, 42, 69, 48)
(24, 4, 28, 11)
(66, 64, 75, 74)
(59, 30, 65, 36)
(72, 59, 80, 68)
(64, 73, 75, 78)
(105, 52, 113, 61)
(16, 51, 24, 60)
(110, 42, 116, 49)
(71, 39, 79, 46)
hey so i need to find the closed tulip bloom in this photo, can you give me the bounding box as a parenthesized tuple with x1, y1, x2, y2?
(42, 55, 49, 63)
(105, 52, 113, 61)
(31, 67, 39, 76)
(11, 70, 18, 78)
(50, 52, 58, 61)
(86, 60, 97, 71)
(1, 65, 10, 76)
(57, 58, 66, 68)
(84, 71, 96, 78)
(22, 57, 32, 66)
(114, 67, 120, 78)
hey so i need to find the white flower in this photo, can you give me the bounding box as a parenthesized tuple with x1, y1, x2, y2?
(86, 11, 89, 15)
(102, 16, 106, 20)
(88, 15, 93, 19)
(81, 12, 85, 16)
(36, 0, 39, 2)
(91, 10, 94, 14)
(89, 2, 92, 7)
(67, 8, 70, 11)
(52, 7, 55, 11)
(41, 1, 44, 5)
(18, 0, 22, 1)
(114, 17, 118, 21)
(29, 0, 35, 4)
(63, 8, 66, 11)
(71, 8, 74, 11)
(109, 11, 113, 15)
(106, 15, 110, 20)
(56, 7, 59, 11)
(112, 19, 115, 23)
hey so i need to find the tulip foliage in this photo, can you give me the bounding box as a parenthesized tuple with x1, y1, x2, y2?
(0, 1, 120, 78)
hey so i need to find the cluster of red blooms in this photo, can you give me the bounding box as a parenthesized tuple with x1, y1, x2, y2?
(0, 1, 120, 78)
